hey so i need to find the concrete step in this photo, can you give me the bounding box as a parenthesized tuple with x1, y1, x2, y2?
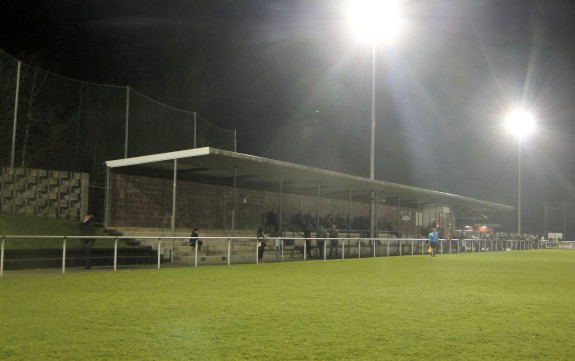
(175, 252, 304, 265)
(111, 227, 261, 238)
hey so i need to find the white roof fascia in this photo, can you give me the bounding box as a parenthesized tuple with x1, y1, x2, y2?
(105, 147, 211, 168)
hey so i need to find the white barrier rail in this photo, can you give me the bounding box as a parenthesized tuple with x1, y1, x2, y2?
(0, 236, 542, 277)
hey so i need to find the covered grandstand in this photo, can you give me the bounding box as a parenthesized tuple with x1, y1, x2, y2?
(104, 147, 513, 239)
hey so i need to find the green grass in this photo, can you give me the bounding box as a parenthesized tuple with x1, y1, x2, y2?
(1, 251, 574, 360)
(0, 212, 112, 249)
(0, 212, 85, 236)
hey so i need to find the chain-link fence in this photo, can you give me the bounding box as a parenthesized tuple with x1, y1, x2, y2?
(0, 49, 236, 215)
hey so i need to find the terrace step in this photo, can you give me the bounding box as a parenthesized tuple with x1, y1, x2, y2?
(175, 252, 304, 265)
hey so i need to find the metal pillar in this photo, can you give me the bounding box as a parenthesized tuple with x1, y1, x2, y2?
(316, 182, 321, 231)
(279, 175, 283, 236)
(170, 159, 178, 262)
(348, 187, 352, 238)
(193, 112, 197, 149)
(232, 167, 237, 237)
(124, 86, 130, 158)
(104, 166, 111, 228)
(10, 61, 21, 168)
(397, 196, 401, 237)
(518, 137, 522, 235)
(369, 41, 376, 242)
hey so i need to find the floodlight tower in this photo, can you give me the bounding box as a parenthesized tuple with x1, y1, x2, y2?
(345, 0, 404, 239)
(505, 108, 535, 236)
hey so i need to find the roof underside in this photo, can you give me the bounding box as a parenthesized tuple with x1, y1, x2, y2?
(105, 147, 513, 215)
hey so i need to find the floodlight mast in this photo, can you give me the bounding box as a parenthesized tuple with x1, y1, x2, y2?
(505, 109, 535, 236)
(345, 0, 404, 239)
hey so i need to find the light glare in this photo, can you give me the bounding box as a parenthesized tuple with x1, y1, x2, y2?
(346, 0, 404, 44)
(505, 109, 535, 138)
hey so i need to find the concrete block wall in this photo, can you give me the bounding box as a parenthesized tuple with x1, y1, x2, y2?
(0, 167, 89, 221)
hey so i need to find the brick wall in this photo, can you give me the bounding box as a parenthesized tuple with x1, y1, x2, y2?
(1, 167, 89, 220)
(109, 171, 418, 234)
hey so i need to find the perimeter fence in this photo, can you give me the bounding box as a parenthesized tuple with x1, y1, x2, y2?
(0, 49, 235, 215)
(0, 236, 543, 277)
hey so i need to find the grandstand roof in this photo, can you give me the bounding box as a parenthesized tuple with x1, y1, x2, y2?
(105, 147, 512, 214)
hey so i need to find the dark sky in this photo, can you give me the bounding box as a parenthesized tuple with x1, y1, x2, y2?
(2, 0, 575, 234)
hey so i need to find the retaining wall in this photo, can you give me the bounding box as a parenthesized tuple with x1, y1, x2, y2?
(1, 167, 89, 221)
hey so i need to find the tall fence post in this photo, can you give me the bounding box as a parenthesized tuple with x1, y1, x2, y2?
(157, 239, 161, 269)
(1, 236, 5, 277)
(62, 236, 67, 274)
(194, 239, 198, 267)
(10, 61, 21, 168)
(227, 238, 231, 266)
(114, 237, 118, 271)
(193, 112, 197, 149)
(124, 86, 130, 158)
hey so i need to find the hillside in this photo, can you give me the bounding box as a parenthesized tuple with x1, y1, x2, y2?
(0, 212, 110, 249)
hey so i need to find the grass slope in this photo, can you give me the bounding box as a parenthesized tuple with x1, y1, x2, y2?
(0, 212, 109, 249)
(1, 251, 574, 360)
(0, 212, 84, 236)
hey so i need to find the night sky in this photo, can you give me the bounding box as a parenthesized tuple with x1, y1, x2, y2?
(2, 0, 575, 234)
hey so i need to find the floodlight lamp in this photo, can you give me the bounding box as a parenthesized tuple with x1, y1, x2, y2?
(505, 109, 535, 138)
(346, 0, 404, 44)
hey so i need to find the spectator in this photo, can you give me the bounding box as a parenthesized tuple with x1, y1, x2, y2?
(428, 227, 438, 257)
(268, 208, 279, 232)
(189, 228, 203, 251)
(274, 237, 282, 258)
(328, 224, 339, 258)
(304, 223, 313, 259)
(79, 214, 95, 269)
(257, 225, 266, 261)
(316, 226, 327, 259)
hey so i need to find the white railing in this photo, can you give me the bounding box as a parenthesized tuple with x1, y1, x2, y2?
(0, 236, 541, 277)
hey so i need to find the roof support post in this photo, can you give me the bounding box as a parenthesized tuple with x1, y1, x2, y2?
(418, 200, 422, 238)
(170, 158, 178, 263)
(104, 166, 111, 228)
(435, 202, 438, 229)
(124, 86, 130, 158)
(448, 203, 453, 237)
(348, 187, 352, 238)
(193, 112, 197, 149)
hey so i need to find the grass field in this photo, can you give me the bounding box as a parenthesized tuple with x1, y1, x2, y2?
(1, 250, 574, 360)
(0, 212, 114, 249)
